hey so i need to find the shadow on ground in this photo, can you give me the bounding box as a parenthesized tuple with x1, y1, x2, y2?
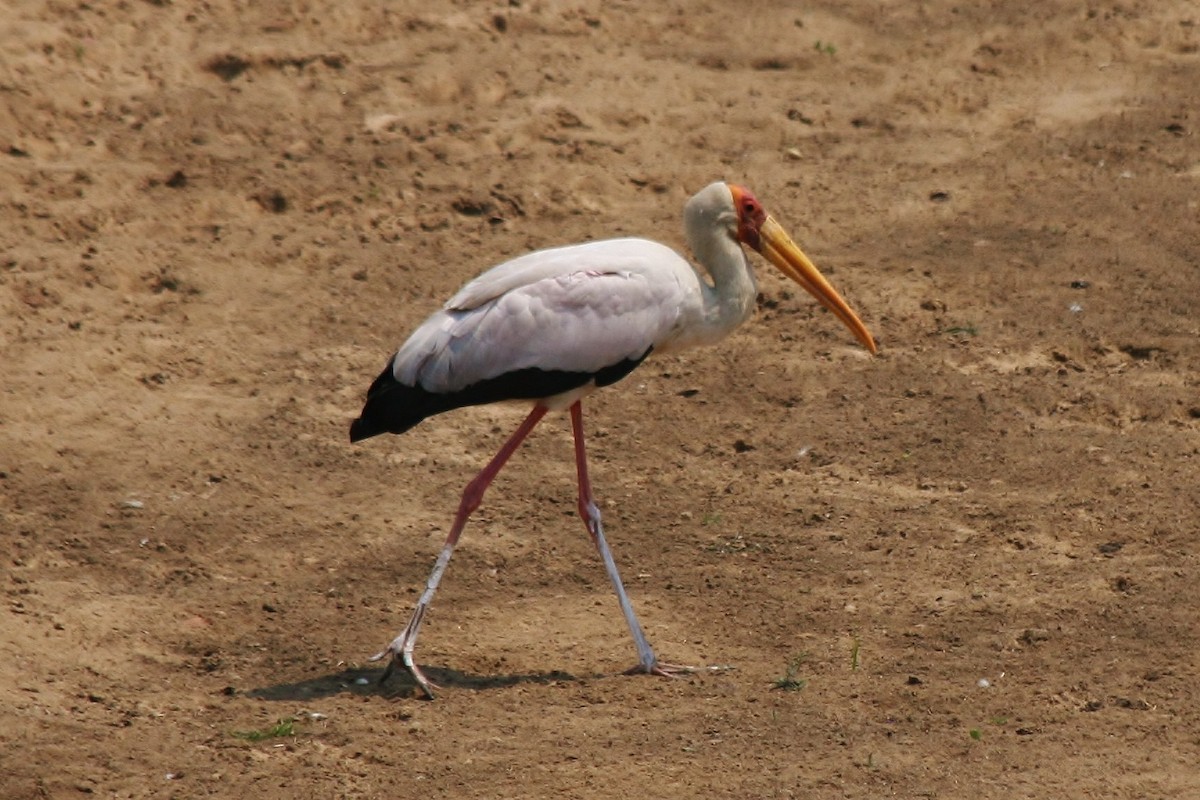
(243, 665, 583, 701)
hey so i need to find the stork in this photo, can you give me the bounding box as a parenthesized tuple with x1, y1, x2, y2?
(350, 181, 876, 697)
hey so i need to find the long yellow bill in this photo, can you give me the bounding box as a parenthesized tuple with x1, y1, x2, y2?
(758, 216, 877, 354)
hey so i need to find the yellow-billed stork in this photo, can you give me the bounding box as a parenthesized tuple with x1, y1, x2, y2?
(350, 181, 876, 698)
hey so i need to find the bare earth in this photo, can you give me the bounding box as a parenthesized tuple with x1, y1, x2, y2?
(3, 1, 1199, 797)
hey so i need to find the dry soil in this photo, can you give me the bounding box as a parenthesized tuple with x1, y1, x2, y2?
(3, 1, 1200, 798)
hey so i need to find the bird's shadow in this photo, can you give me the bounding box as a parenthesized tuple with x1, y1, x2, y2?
(242, 663, 588, 702)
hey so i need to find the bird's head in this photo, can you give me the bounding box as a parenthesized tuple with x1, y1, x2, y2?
(694, 181, 877, 354)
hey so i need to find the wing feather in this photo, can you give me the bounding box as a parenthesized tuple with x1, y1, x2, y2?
(392, 238, 698, 394)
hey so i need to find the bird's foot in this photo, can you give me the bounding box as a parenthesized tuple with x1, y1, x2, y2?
(624, 660, 694, 679)
(370, 638, 439, 700)
(624, 660, 734, 679)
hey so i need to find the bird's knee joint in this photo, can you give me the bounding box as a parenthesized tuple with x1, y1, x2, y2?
(578, 499, 601, 524)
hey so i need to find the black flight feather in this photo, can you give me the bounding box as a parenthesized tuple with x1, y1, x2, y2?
(349, 349, 651, 442)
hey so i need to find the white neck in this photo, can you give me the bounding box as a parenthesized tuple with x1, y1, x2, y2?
(674, 191, 758, 350)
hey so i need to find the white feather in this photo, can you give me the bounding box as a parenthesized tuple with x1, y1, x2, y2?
(392, 238, 702, 394)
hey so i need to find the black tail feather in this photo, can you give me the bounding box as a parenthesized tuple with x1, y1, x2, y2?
(349, 350, 652, 442)
(349, 358, 437, 442)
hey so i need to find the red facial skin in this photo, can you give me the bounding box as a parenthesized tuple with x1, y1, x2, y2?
(729, 184, 767, 251)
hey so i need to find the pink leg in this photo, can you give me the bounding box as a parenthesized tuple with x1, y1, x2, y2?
(569, 401, 692, 679)
(372, 404, 549, 698)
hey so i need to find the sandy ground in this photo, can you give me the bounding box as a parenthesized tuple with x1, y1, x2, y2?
(3, 1, 1200, 797)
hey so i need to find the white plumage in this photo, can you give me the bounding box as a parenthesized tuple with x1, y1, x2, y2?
(350, 181, 875, 698)
(394, 239, 696, 397)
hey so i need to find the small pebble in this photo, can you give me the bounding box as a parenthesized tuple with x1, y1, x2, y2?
(354, 677, 371, 686)
(977, 678, 991, 688)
